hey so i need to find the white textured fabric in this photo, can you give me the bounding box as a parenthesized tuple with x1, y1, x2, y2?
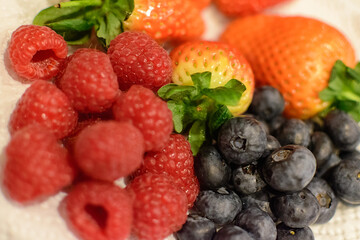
(0, 0, 359, 239)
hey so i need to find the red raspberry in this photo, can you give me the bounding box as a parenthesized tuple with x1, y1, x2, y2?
(63, 181, 133, 240)
(3, 124, 76, 203)
(136, 134, 199, 207)
(58, 48, 119, 113)
(9, 80, 78, 139)
(7, 25, 68, 81)
(107, 31, 172, 91)
(74, 121, 144, 181)
(113, 85, 173, 152)
(127, 173, 188, 240)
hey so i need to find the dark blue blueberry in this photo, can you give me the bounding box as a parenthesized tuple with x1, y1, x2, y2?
(261, 135, 281, 159)
(316, 153, 341, 178)
(232, 164, 266, 195)
(324, 110, 360, 151)
(275, 119, 311, 147)
(213, 225, 254, 240)
(241, 190, 276, 221)
(261, 145, 316, 192)
(309, 131, 334, 169)
(234, 206, 277, 240)
(248, 86, 285, 121)
(194, 188, 242, 225)
(327, 152, 360, 205)
(217, 116, 267, 165)
(194, 145, 231, 190)
(175, 215, 216, 240)
(268, 115, 286, 136)
(306, 177, 338, 224)
(270, 189, 320, 228)
(276, 223, 314, 240)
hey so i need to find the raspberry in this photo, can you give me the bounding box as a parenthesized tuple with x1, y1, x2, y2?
(107, 31, 172, 91)
(58, 48, 119, 113)
(127, 173, 188, 240)
(113, 85, 173, 151)
(136, 134, 200, 207)
(7, 25, 68, 81)
(3, 124, 76, 203)
(9, 80, 78, 139)
(63, 181, 133, 240)
(74, 121, 144, 181)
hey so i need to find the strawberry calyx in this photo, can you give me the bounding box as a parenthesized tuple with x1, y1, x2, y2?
(158, 71, 246, 155)
(33, 0, 134, 47)
(319, 60, 360, 121)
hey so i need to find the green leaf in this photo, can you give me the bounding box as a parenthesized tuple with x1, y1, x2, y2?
(46, 18, 94, 32)
(320, 60, 360, 121)
(157, 84, 196, 101)
(167, 101, 186, 133)
(33, 0, 135, 46)
(64, 32, 91, 45)
(188, 120, 206, 155)
(95, 12, 122, 47)
(208, 105, 233, 138)
(33, 6, 86, 26)
(191, 72, 211, 90)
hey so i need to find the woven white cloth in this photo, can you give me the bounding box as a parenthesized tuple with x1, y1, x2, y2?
(0, 0, 359, 239)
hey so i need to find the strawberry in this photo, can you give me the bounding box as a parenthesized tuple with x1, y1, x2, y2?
(220, 15, 356, 119)
(123, 0, 205, 43)
(170, 41, 254, 116)
(214, 0, 290, 17)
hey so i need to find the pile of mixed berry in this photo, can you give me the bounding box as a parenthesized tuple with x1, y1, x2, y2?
(2, 0, 360, 240)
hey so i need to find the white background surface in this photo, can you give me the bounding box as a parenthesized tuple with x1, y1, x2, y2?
(0, 0, 360, 239)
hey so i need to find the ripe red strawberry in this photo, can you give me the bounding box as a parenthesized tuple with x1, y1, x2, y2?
(170, 41, 255, 116)
(123, 0, 204, 43)
(58, 48, 119, 113)
(136, 134, 199, 207)
(74, 121, 144, 181)
(107, 31, 172, 91)
(9, 80, 78, 139)
(3, 124, 76, 203)
(113, 85, 173, 151)
(127, 173, 188, 240)
(220, 15, 356, 119)
(214, 0, 290, 17)
(63, 181, 133, 240)
(7, 25, 68, 81)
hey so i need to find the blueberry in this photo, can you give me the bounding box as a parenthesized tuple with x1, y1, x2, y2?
(213, 225, 254, 240)
(316, 153, 341, 178)
(327, 152, 360, 204)
(194, 145, 231, 190)
(261, 145, 316, 192)
(276, 223, 314, 240)
(309, 131, 333, 168)
(217, 116, 267, 165)
(270, 189, 320, 228)
(232, 164, 266, 195)
(268, 115, 286, 136)
(275, 119, 311, 147)
(176, 215, 216, 240)
(241, 190, 276, 221)
(234, 206, 277, 240)
(306, 177, 338, 224)
(324, 110, 360, 151)
(194, 188, 242, 225)
(248, 86, 285, 121)
(261, 135, 281, 159)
